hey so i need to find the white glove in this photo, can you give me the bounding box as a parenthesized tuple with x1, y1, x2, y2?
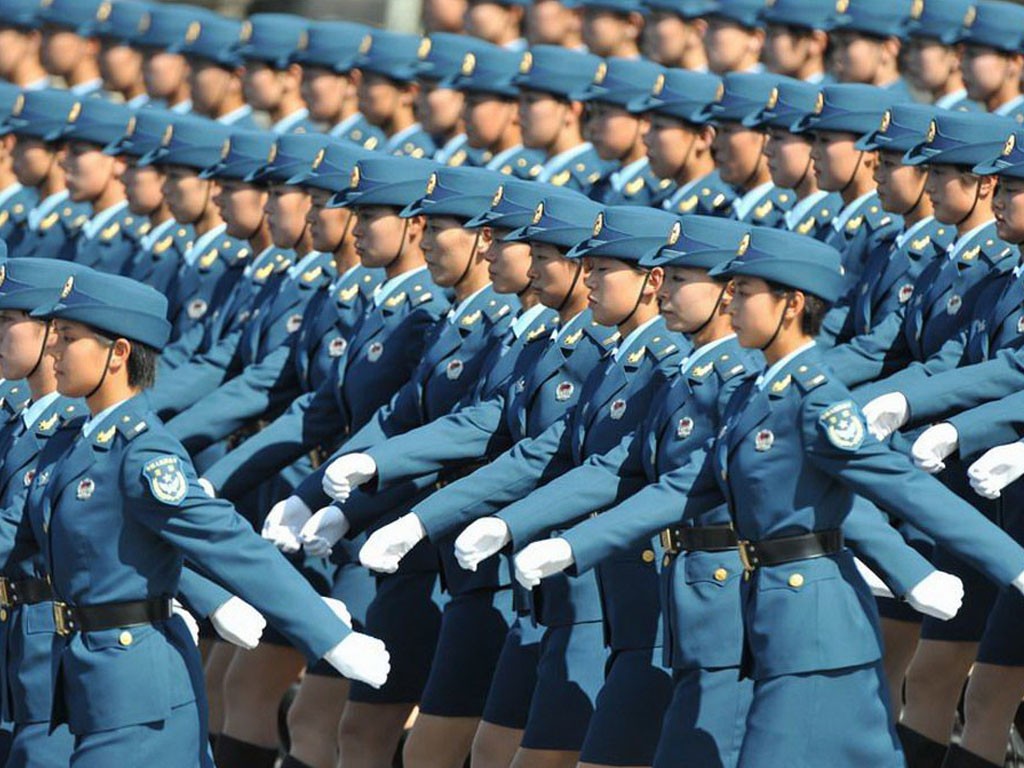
(322, 453, 378, 502)
(514, 538, 575, 589)
(198, 478, 216, 499)
(171, 599, 200, 645)
(905, 570, 964, 621)
(854, 557, 894, 598)
(323, 632, 390, 688)
(299, 505, 351, 558)
(911, 423, 959, 474)
(454, 517, 511, 572)
(321, 596, 353, 628)
(359, 513, 427, 573)
(261, 496, 313, 554)
(968, 441, 1024, 499)
(209, 596, 267, 650)
(862, 392, 909, 441)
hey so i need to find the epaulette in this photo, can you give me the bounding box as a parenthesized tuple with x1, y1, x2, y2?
(197, 246, 220, 272)
(273, 251, 293, 274)
(861, 199, 898, 231)
(408, 283, 437, 307)
(700, 179, 737, 214)
(792, 362, 829, 393)
(173, 226, 193, 251)
(335, 281, 361, 305)
(221, 240, 250, 268)
(979, 234, 1016, 265)
(526, 323, 551, 343)
(152, 235, 175, 256)
(251, 259, 277, 284)
(481, 297, 515, 324)
(34, 402, 81, 436)
(583, 319, 619, 348)
(300, 264, 328, 286)
(644, 334, 682, 363)
(92, 409, 149, 449)
(63, 205, 89, 233)
(713, 351, 747, 381)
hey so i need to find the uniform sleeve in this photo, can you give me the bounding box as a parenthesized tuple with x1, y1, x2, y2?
(565, 442, 721, 575)
(126, 439, 350, 661)
(841, 496, 935, 597)
(903, 348, 1024, 428)
(176, 565, 232, 617)
(822, 309, 911, 388)
(948, 388, 1024, 458)
(166, 345, 299, 454)
(498, 434, 641, 548)
(147, 329, 245, 418)
(413, 416, 575, 542)
(158, 321, 207, 373)
(852, 330, 967, 406)
(801, 385, 1024, 586)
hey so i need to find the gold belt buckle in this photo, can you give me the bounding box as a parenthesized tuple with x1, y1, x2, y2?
(737, 540, 755, 577)
(659, 529, 672, 551)
(52, 602, 72, 637)
(0, 578, 11, 610)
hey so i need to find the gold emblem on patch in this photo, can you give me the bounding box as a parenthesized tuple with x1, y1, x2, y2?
(491, 185, 504, 208)
(297, 30, 309, 51)
(312, 148, 326, 169)
(267, 143, 278, 164)
(594, 62, 607, 85)
(239, 20, 252, 43)
(160, 124, 174, 147)
(910, 0, 924, 19)
(714, 81, 725, 102)
(425, 172, 438, 196)
(359, 34, 373, 54)
(125, 116, 137, 138)
(67, 102, 82, 124)
(418, 37, 432, 60)
(220, 138, 231, 160)
(350, 165, 361, 188)
(835, 0, 849, 13)
(813, 91, 824, 115)
(963, 5, 976, 26)
(185, 20, 201, 43)
(11, 94, 24, 117)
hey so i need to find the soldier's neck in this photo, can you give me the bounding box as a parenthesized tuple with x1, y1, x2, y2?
(548, 127, 585, 158)
(933, 73, 966, 100)
(385, 248, 425, 280)
(556, 292, 589, 325)
(384, 108, 417, 138)
(148, 205, 172, 227)
(193, 208, 224, 237)
(248, 225, 272, 254)
(902, 197, 933, 228)
(987, 84, 1022, 114)
(66, 59, 101, 88)
(675, 152, 715, 186)
(955, 206, 993, 238)
(690, 312, 735, 350)
(793, 60, 826, 83)
(27, 362, 58, 404)
(10, 58, 47, 88)
(86, 380, 138, 417)
(840, 176, 875, 207)
(215, 94, 247, 120)
(617, 302, 658, 338)
(270, 93, 308, 127)
(165, 82, 192, 109)
(794, 171, 819, 202)
(608, 41, 640, 59)
(492, 122, 524, 154)
(763, 328, 812, 366)
(332, 245, 360, 274)
(620, 141, 646, 166)
(90, 185, 126, 216)
(120, 79, 146, 103)
(0, 164, 17, 190)
(39, 172, 67, 201)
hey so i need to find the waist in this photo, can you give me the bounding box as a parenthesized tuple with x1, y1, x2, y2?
(737, 530, 844, 575)
(0, 576, 53, 609)
(52, 597, 172, 636)
(660, 525, 738, 555)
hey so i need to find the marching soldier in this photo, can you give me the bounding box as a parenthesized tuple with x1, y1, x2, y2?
(0, 0, 50, 92)
(641, 0, 712, 71)
(575, 0, 646, 59)
(0, 84, 38, 247)
(132, 3, 202, 114)
(760, 0, 833, 84)
(903, 0, 980, 112)
(828, 0, 915, 99)
(959, 0, 1024, 122)
(91, 0, 151, 109)
(37, 0, 105, 99)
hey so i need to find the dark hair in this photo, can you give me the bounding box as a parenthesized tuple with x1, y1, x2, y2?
(766, 280, 829, 337)
(97, 332, 159, 389)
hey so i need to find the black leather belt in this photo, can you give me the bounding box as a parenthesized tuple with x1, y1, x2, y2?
(737, 530, 844, 573)
(52, 598, 173, 636)
(0, 576, 53, 608)
(660, 525, 738, 554)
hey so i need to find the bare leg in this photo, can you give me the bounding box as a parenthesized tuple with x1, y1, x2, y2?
(287, 674, 351, 768)
(337, 701, 416, 768)
(471, 723, 525, 768)
(221, 643, 305, 748)
(959, 663, 1024, 764)
(510, 747, 579, 768)
(404, 714, 481, 768)
(900, 639, 978, 744)
(881, 618, 921, 718)
(204, 641, 234, 740)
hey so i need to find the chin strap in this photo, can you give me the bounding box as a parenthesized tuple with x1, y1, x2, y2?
(385, 218, 411, 271)
(739, 133, 769, 191)
(26, 322, 51, 380)
(839, 151, 865, 196)
(689, 284, 729, 339)
(556, 259, 584, 313)
(84, 343, 117, 401)
(759, 292, 791, 352)
(452, 230, 482, 289)
(615, 270, 651, 327)
(955, 177, 983, 228)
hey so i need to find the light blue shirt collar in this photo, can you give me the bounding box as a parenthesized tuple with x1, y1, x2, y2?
(448, 283, 491, 324)
(612, 316, 659, 362)
(553, 311, 585, 342)
(934, 89, 968, 110)
(609, 157, 649, 192)
(804, 71, 826, 84)
(784, 189, 829, 231)
(509, 302, 548, 338)
(894, 216, 935, 251)
(995, 95, 1024, 117)
(503, 38, 527, 52)
(287, 250, 323, 280)
(831, 189, 876, 233)
(28, 190, 69, 231)
(23, 77, 49, 92)
(0, 181, 24, 211)
(81, 398, 131, 439)
(82, 200, 128, 240)
(21, 391, 60, 430)
(538, 142, 594, 184)
(332, 262, 361, 289)
(946, 219, 992, 260)
(487, 143, 526, 171)
(680, 333, 736, 376)
(184, 223, 227, 266)
(70, 78, 103, 96)
(139, 217, 177, 252)
(217, 104, 254, 125)
(126, 93, 151, 109)
(330, 113, 363, 137)
(756, 341, 816, 390)
(732, 181, 774, 222)
(385, 122, 426, 154)
(373, 265, 429, 307)
(272, 108, 310, 135)
(662, 173, 707, 211)
(170, 99, 192, 114)
(435, 133, 469, 165)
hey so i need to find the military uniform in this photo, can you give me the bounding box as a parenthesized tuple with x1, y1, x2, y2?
(960, 1, 1024, 125)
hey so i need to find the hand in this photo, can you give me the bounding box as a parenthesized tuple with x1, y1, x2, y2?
(323, 632, 390, 688)
(322, 453, 378, 502)
(198, 478, 216, 499)
(261, 496, 313, 554)
(321, 596, 353, 628)
(905, 571, 964, 621)
(514, 538, 575, 589)
(454, 518, 511, 572)
(359, 514, 427, 573)
(299, 505, 351, 558)
(911, 423, 959, 474)
(171, 599, 200, 645)
(209, 596, 267, 650)
(854, 557, 894, 599)
(862, 392, 909, 441)
(968, 441, 1024, 499)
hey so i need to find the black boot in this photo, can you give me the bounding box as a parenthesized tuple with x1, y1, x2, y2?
(213, 734, 279, 768)
(897, 723, 948, 768)
(940, 744, 1002, 768)
(280, 756, 316, 768)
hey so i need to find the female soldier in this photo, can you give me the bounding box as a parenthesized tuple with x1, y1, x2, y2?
(27, 269, 389, 767)
(698, 227, 1024, 767)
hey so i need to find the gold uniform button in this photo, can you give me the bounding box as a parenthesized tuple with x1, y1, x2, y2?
(788, 573, 804, 588)
(662, 555, 671, 568)
(119, 630, 133, 646)
(0, 609, 7, 622)
(714, 568, 728, 582)
(642, 549, 656, 564)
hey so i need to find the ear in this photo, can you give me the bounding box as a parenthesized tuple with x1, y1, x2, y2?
(476, 226, 494, 253)
(568, 99, 585, 123)
(978, 172, 999, 198)
(627, 11, 645, 39)
(693, 18, 709, 39)
(110, 337, 132, 373)
(786, 289, 806, 319)
(645, 266, 664, 296)
(882, 36, 901, 63)
(112, 156, 128, 177)
(810, 29, 829, 57)
(285, 62, 304, 85)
